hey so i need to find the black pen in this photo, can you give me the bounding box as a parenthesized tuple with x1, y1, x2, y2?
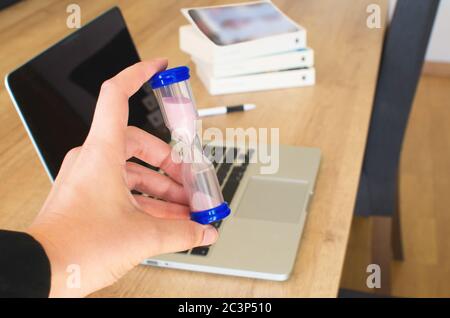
(197, 104, 256, 118)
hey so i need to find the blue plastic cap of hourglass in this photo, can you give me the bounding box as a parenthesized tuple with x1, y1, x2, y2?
(190, 202, 231, 225)
(149, 66, 190, 89)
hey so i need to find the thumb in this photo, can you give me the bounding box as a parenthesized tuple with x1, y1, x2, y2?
(87, 59, 167, 146)
(150, 218, 218, 255)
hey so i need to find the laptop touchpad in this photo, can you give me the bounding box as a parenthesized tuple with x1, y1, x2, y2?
(235, 176, 309, 223)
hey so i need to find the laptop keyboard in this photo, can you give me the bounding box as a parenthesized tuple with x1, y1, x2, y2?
(177, 145, 254, 257)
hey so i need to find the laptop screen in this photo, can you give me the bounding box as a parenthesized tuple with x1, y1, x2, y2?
(6, 7, 170, 179)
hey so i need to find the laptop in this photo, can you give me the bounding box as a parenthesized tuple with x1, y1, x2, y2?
(5, 7, 321, 281)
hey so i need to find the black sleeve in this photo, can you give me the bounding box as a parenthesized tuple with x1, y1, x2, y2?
(0, 230, 51, 298)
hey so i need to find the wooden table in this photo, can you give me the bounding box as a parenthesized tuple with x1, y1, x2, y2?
(0, 0, 387, 297)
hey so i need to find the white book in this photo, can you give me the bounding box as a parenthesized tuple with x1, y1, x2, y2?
(179, 1, 307, 64)
(193, 48, 314, 78)
(196, 66, 315, 95)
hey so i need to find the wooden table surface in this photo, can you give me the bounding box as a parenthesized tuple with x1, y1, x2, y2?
(0, 0, 387, 297)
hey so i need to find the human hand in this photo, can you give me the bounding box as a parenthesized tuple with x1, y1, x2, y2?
(26, 59, 218, 297)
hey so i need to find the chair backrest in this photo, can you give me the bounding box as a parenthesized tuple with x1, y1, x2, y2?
(354, 0, 440, 217)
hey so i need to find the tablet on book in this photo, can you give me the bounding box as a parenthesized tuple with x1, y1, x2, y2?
(180, 1, 307, 63)
(182, 0, 301, 46)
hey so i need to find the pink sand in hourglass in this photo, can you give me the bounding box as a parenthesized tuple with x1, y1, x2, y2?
(183, 161, 223, 212)
(161, 96, 197, 141)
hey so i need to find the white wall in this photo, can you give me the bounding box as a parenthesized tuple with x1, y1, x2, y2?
(426, 1, 450, 62)
(389, 0, 450, 63)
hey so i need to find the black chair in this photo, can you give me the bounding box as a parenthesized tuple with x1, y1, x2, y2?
(352, 0, 440, 293)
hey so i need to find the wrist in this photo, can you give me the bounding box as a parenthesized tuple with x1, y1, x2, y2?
(27, 225, 85, 297)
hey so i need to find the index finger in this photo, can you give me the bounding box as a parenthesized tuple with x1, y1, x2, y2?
(126, 126, 183, 183)
(87, 59, 168, 143)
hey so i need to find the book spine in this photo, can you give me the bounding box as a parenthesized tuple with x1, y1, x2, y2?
(211, 29, 307, 63)
(196, 48, 314, 78)
(197, 67, 316, 95)
(179, 25, 307, 64)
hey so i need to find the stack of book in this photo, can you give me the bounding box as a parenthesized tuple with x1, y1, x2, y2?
(179, 1, 315, 95)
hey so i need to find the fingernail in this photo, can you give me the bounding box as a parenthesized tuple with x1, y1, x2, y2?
(201, 225, 218, 246)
